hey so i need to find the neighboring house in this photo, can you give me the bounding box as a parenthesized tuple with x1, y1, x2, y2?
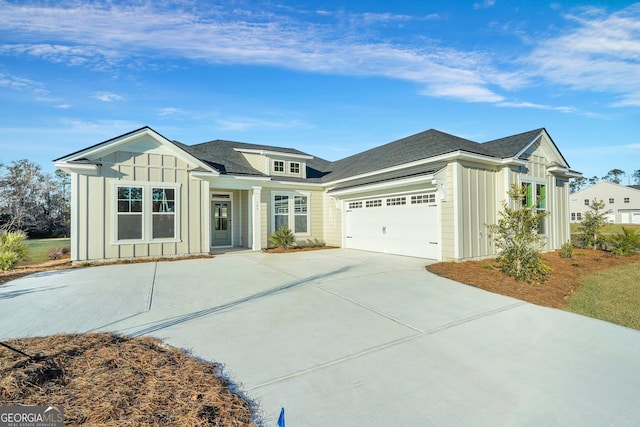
(570, 182, 640, 224)
(54, 126, 579, 263)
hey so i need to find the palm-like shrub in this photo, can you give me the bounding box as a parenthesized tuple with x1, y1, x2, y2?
(269, 227, 295, 249)
(608, 227, 640, 256)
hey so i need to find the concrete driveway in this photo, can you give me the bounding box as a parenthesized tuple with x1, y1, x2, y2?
(2, 249, 640, 426)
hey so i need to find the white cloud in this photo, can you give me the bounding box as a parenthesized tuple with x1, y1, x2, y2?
(525, 3, 640, 107)
(158, 107, 186, 116)
(215, 116, 306, 132)
(0, 72, 35, 89)
(93, 92, 123, 102)
(474, 0, 496, 10)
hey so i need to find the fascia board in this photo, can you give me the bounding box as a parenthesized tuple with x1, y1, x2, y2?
(515, 129, 570, 169)
(233, 147, 313, 160)
(327, 174, 435, 197)
(59, 128, 220, 176)
(324, 151, 508, 188)
(53, 161, 100, 175)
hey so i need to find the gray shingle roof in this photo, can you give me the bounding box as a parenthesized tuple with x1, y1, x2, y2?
(481, 128, 544, 158)
(169, 128, 549, 184)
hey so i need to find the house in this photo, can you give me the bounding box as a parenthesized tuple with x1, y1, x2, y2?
(570, 182, 640, 224)
(54, 126, 579, 263)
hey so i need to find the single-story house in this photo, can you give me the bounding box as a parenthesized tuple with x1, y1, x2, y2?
(570, 182, 640, 224)
(54, 126, 579, 263)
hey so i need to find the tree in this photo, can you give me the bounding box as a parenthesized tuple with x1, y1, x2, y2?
(569, 176, 587, 193)
(578, 199, 611, 250)
(587, 176, 600, 186)
(633, 169, 640, 185)
(602, 168, 625, 184)
(487, 184, 551, 283)
(0, 160, 69, 237)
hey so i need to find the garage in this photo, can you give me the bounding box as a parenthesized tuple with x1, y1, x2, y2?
(344, 192, 439, 259)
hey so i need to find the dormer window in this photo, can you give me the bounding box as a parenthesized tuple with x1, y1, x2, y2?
(273, 160, 284, 172)
(290, 162, 300, 174)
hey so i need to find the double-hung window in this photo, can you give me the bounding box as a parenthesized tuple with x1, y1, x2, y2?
(117, 187, 143, 240)
(115, 183, 180, 243)
(523, 182, 547, 235)
(272, 192, 309, 234)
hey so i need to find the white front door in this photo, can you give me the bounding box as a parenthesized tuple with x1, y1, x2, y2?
(212, 200, 232, 247)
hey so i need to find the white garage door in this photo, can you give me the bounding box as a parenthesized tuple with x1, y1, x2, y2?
(344, 193, 439, 259)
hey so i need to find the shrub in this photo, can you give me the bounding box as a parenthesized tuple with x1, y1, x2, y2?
(49, 248, 64, 260)
(0, 231, 28, 271)
(578, 199, 611, 250)
(487, 184, 551, 283)
(608, 227, 640, 256)
(559, 241, 574, 259)
(269, 227, 295, 249)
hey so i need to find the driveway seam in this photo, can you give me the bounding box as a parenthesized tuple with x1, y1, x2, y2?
(145, 262, 159, 312)
(312, 284, 425, 333)
(246, 300, 528, 392)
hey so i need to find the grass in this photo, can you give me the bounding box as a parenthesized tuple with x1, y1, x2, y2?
(570, 222, 640, 235)
(564, 262, 640, 330)
(20, 238, 70, 265)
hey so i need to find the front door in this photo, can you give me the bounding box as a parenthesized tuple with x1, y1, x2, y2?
(212, 201, 232, 246)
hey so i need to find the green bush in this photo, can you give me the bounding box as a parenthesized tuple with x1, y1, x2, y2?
(487, 184, 551, 283)
(0, 231, 28, 271)
(269, 227, 295, 249)
(578, 199, 611, 250)
(559, 241, 574, 259)
(608, 227, 640, 256)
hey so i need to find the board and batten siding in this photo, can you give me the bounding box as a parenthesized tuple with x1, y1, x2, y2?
(437, 165, 456, 260)
(322, 191, 342, 247)
(72, 150, 209, 262)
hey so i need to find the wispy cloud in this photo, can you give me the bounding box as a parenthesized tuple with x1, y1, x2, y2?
(158, 107, 186, 117)
(93, 92, 123, 102)
(525, 3, 640, 107)
(215, 116, 307, 132)
(0, 72, 36, 90)
(474, 0, 496, 10)
(1, 1, 639, 111)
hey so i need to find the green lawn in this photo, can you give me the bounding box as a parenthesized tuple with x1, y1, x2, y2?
(570, 222, 640, 235)
(20, 238, 71, 265)
(564, 262, 640, 331)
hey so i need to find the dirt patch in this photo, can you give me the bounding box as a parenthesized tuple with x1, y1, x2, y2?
(0, 333, 257, 426)
(427, 249, 640, 308)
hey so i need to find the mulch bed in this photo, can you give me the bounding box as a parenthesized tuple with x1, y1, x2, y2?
(262, 246, 338, 254)
(0, 333, 257, 426)
(427, 249, 640, 308)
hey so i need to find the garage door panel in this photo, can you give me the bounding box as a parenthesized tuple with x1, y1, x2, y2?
(344, 195, 439, 259)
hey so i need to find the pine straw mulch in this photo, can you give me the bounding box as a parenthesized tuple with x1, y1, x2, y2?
(0, 333, 257, 426)
(427, 249, 640, 308)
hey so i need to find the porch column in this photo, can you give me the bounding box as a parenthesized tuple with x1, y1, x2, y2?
(251, 186, 262, 250)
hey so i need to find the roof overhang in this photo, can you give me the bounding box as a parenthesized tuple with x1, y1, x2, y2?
(54, 126, 219, 176)
(53, 159, 101, 175)
(233, 147, 313, 160)
(548, 166, 582, 178)
(327, 172, 437, 198)
(324, 150, 525, 188)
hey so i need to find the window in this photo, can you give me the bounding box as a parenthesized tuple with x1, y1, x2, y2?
(386, 197, 406, 206)
(523, 182, 547, 234)
(571, 213, 576, 221)
(152, 188, 175, 239)
(273, 160, 284, 173)
(117, 186, 143, 240)
(624, 197, 630, 203)
(115, 183, 180, 243)
(577, 213, 582, 221)
(584, 199, 590, 206)
(272, 192, 309, 234)
(290, 162, 300, 174)
(348, 201, 363, 209)
(411, 194, 435, 204)
(365, 199, 382, 208)
(609, 198, 615, 204)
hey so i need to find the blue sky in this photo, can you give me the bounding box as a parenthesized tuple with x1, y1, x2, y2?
(1, 0, 639, 181)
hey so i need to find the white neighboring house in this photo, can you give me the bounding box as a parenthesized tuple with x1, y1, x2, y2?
(570, 182, 640, 224)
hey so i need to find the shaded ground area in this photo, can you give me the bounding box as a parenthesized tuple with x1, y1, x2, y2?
(0, 333, 257, 426)
(427, 249, 640, 308)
